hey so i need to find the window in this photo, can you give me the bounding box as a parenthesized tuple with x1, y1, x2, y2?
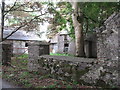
(64, 43, 69, 47)
(64, 43, 69, 53)
(64, 35, 67, 41)
(25, 43, 28, 47)
(64, 47, 68, 53)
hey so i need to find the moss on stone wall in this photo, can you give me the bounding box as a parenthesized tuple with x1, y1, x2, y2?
(38, 57, 94, 84)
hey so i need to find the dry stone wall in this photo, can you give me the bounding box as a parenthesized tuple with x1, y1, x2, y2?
(38, 55, 97, 83)
(2, 43, 12, 65)
(81, 60, 118, 87)
(28, 41, 50, 71)
(81, 12, 120, 87)
(97, 12, 119, 60)
(38, 56, 118, 87)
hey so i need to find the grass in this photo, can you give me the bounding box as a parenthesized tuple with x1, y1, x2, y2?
(50, 53, 74, 57)
(16, 54, 28, 59)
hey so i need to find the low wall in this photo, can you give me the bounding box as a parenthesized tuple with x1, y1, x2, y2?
(28, 41, 50, 71)
(2, 43, 12, 65)
(38, 55, 97, 83)
(38, 55, 118, 87)
(81, 60, 118, 87)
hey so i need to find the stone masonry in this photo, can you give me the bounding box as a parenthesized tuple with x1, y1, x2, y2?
(81, 12, 120, 87)
(28, 41, 49, 71)
(2, 43, 12, 65)
(38, 55, 97, 83)
(96, 12, 119, 60)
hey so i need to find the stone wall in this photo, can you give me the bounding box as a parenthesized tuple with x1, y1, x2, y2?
(81, 60, 118, 87)
(2, 43, 12, 65)
(38, 55, 97, 83)
(97, 12, 119, 60)
(0, 44, 2, 64)
(50, 34, 76, 55)
(81, 12, 120, 87)
(13, 41, 28, 54)
(28, 41, 50, 71)
(37, 55, 118, 87)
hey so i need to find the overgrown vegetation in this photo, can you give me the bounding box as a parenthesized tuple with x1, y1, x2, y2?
(2, 54, 118, 89)
(2, 54, 94, 88)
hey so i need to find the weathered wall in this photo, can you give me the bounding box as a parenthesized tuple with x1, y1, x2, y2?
(3, 40, 28, 55)
(50, 33, 97, 57)
(50, 34, 59, 53)
(13, 41, 28, 54)
(51, 34, 76, 55)
(68, 39, 76, 55)
(2, 43, 12, 65)
(0, 44, 2, 64)
(2, 40, 13, 65)
(28, 41, 50, 71)
(97, 12, 119, 60)
(81, 12, 120, 87)
(81, 60, 118, 87)
(38, 55, 97, 83)
(37, 55, 118, 87)
(57, 35, 64, 53)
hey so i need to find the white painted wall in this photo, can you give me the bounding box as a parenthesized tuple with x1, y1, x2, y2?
(13, 41, 28, 54)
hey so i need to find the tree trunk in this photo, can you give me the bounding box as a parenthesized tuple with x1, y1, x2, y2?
(71, 2, 85, 57)
(0, 0, 5, 65)
(0, 0, 5, 42)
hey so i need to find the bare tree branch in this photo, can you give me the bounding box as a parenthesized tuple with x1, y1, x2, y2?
(3, 25, 25, 41)
(4, 9, 42, 13)
(4, 0, 17, 16)
(4, 1, 29, 16)
(3, 12, 48, 41)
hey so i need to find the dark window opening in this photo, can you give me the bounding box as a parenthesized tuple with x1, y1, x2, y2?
(64, 43, 69, 53)
(64, 43, 69, 47)
(25, 43, 28, 47)
(64, 47, 68, 53)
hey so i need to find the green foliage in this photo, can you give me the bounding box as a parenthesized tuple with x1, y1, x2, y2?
(17, 54, 28, 59)
(73, 81, 78, 85)
(50, 53, 74, 57)
(32, 71, 39, 75)
(47, 2, 119, 39)
(5, 2, 119, 38)
(82, 2, 119, 34)
(66, 85, 72, 88)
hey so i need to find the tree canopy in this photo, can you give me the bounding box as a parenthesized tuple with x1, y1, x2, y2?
(46, 2, 119, 38)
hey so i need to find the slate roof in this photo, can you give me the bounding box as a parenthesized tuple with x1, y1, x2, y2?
(3, 29, 42, 41)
